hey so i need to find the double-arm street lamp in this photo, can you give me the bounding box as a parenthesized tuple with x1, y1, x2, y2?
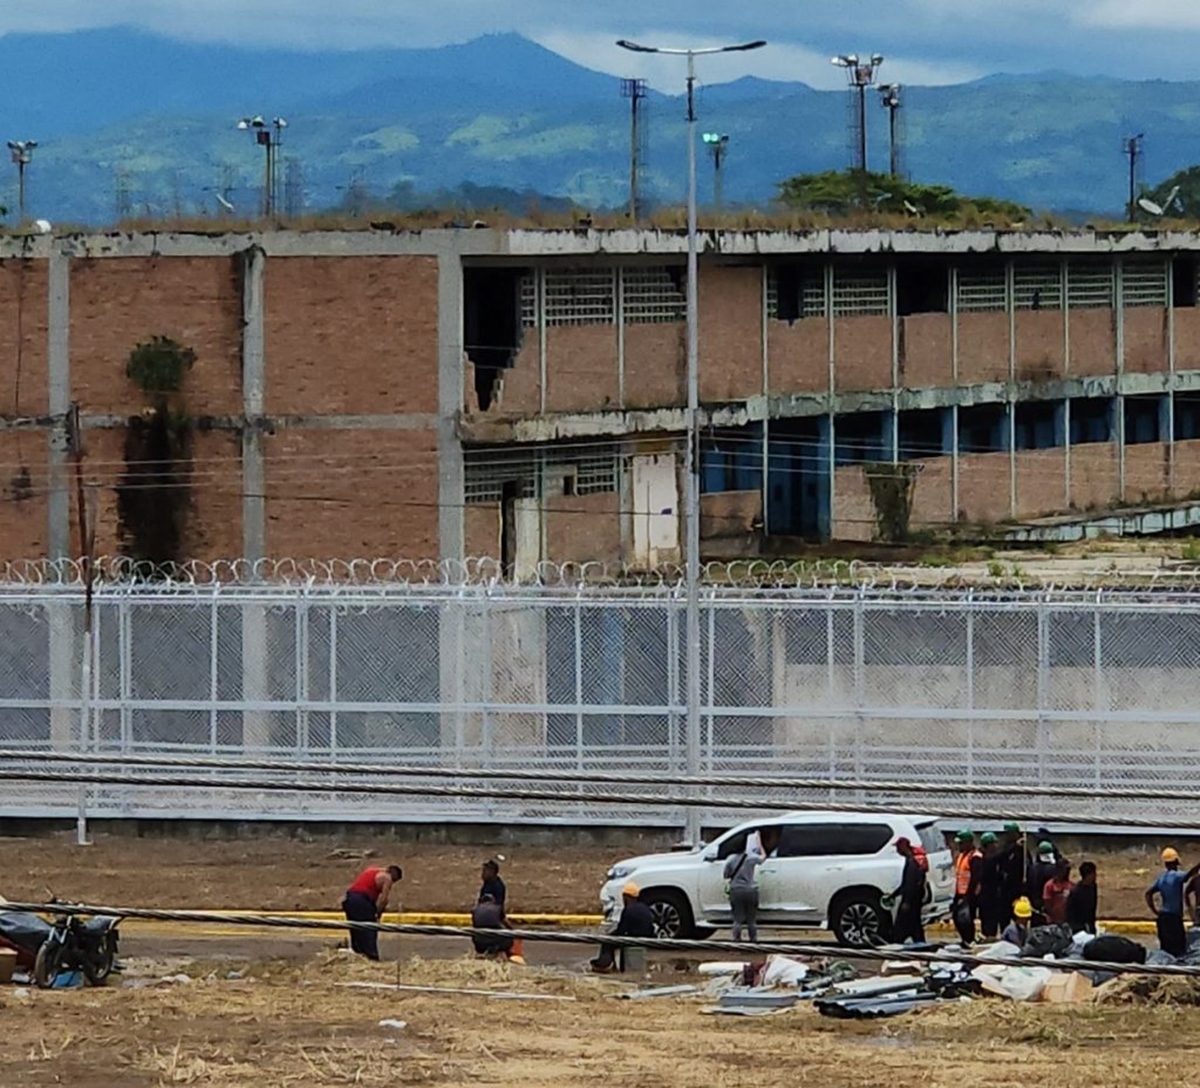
(616, 37, 766, 846)
(7, 140, 37, 222)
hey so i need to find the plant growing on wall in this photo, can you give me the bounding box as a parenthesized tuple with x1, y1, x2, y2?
(865, 462, 919, 543)
(116, 335, 197, 571)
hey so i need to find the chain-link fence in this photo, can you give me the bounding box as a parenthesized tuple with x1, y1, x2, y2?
(3, 562, 1200, 826)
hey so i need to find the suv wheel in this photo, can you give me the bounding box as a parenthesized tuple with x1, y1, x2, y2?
(830, 892, 890, 948)
(641, 890, 694, 939)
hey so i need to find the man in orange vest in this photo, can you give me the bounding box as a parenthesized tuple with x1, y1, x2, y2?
(951, 830, 983, 946)
(342, 864, 403, 961)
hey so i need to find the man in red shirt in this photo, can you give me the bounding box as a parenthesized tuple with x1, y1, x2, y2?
(342, 864, 403, 961)
(1042, 859, 1074, 926)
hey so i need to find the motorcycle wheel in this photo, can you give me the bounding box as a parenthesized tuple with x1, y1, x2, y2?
(82, 935, 116, 984)
(33, 938, 66, 990)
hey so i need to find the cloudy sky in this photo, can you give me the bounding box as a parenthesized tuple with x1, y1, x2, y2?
(3, 1, 1200, 88)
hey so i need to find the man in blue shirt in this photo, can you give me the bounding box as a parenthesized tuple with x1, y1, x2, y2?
(1145, 848, 1200, 957)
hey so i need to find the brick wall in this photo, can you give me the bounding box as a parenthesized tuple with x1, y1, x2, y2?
(0, 260, 48, 418)
(1173, 439, 1200, 494)
(1124, 307, 1169, 375)
(910, 457, 954, 527)
(624, 323, 685, 409)
(834, 316, 892, 392)
(700, 266, 762, 402)
(1069, 309, 1117, 377)
(263, 428, 439, 559)
(768, 318, 828, 395)
(544, 325, 619, 413)
(957, 312, 1008, 385)
(264, 256, 439, 417)
(1069, 442, 1118, 511)
(71, 257, 242, 417)
(546, 492, 622, 563)
(831, 466, 875, 542)
(1014, 448, 1067, 519)
(491, 339, 541, 415)
(464, 503, 500, 559)
(1014, 311, 1065, 382)
(957, 452, 1011, 523)
(1124, 442, 1170, 502)
(898, 314, 952, 389)
(1176, 309, 1200, 371)
(0, 431, 48, 558)
(700, 490, 762, 540)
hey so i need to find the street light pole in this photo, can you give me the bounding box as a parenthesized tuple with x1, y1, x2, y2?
(703, 133, 730, 210)
(832, 55, 884, 174)
(7, 140, 37, 222)
(617, 37, 766, 848)
(238, 116, 288, 218)
(1123, 133, 1144, 224)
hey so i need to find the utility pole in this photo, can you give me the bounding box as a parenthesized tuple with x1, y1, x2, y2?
(238, 116, 287, 218)
(832, 55, 884, 174)
(879, 84, 902, 178)
(1123, 133, 1144, 223)
(702, 133, 730, 210)
(620, 77, 648, 223)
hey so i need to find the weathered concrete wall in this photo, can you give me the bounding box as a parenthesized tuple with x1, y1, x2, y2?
(0, 259, 49, 418)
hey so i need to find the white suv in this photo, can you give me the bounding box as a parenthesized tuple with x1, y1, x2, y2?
(600, 811, 953, 947)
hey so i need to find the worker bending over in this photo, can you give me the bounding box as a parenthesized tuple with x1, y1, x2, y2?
(591, 883, 655, 974)
(342, 864, 403, 961)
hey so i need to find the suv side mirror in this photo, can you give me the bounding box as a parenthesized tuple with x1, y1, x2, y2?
(702, 848, 718, 862)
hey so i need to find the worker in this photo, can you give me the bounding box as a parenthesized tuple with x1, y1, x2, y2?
(886, 836, 927, 944)
(1002, 896, 1034, 948)
(1027, 841, 1057, 927)
(723, 842, 764, 943)
(471, 893, 515, 959)
(1067, 861, 1099, 935)
(1146, 848, 1200, 958)
(996, 822, 1027, 931)
(341, 863, 402, 961)
(1185, 865, 1200, 928)
(977, 832, 1004, 940)
(591, 883, 655, 974)
(479, 858, 507, 907)
(951, 830, 983, 946)
(1041, 858, 1074, 925)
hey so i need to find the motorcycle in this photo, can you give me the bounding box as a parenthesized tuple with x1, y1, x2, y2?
(0, 907, 120, 987)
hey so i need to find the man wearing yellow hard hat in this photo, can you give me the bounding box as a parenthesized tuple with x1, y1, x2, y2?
(1146, 847, 1200, 957)
(591, 883, 655, 974)
(1001, 896, 1033, 949)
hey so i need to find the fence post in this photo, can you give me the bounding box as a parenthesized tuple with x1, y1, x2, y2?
(242, 597, 270, 753)
(1093, 594, 1103, 792)
(329, 604, 340, 761)
(1036, 595, 1050, 793)
(573, 595, 584, 772)
(296, 589, 310, 757)
(965, 590, 975, 788)
(852, 588, 865, 784)
(209, 593, 220, 754)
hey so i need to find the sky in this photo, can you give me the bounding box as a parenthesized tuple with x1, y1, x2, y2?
(3, 1, 1200, 88)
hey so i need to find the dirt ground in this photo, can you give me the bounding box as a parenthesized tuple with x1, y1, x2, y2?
(0, 831, 1180, 920)
(4, 949, 1200, 1088)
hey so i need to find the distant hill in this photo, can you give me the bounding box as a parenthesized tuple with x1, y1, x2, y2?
(0, 27, 1197, 224)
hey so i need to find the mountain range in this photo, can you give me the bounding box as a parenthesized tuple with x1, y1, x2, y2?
(0, 27, 1197, 224)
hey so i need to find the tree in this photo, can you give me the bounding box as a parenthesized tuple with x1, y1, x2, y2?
(777, 170, 1029, 222)
(1144, 167, 1200, 218)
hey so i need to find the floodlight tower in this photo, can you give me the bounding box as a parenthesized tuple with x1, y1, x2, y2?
(620, 77, 649, 223)
(702, 133, 730, 210)
(617, 35, 767, 848)
(1123, 133, 1144, 224)
(832, 54, 884, 173)
(237, 116, 288, 218)
(7, 140, 37, 222)
(879, 83, 903, 178)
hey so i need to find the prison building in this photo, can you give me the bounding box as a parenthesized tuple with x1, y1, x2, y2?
(0, 227, 1198, 568)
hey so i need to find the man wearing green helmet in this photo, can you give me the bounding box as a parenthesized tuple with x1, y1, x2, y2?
(977, 831, 1005, 939)
(996, 822, 1027, 930)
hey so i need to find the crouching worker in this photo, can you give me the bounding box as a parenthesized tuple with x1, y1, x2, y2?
(342, 864, 402, 961)
(471, 893, 517, 960)
(1002, 895, 1034, 949)
(591, 883, 655, 974)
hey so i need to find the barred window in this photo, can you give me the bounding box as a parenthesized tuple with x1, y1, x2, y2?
(544, 269, 616, 326)
(548, 445, 619, 495)
(957, 267, 1007, 312)
(520, 273, 538, 327)
(1122, 260, 1168, 307)
(767, 267, 827, 320)
(464, 448, 539, 504)
(1014, 261, 1062, 311)
(1067, 260, 1115, 309)
(622, 267, 685, 324)
(831, 268, 889, 317)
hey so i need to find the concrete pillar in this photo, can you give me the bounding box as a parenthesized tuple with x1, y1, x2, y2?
(47, 245, 75, 750)
(241, 601, 270, 751)
(241, 244, 266, 564)
(818, 415, 833, 540)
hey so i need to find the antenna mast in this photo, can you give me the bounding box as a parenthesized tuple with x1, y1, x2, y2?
(621, 77, 648, 223)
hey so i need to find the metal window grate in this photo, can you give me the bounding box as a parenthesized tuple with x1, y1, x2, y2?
(544, 269, 616, 326)
(831, 269, 888, 317)
(957, 269, 1008, 312)
(520, 273, 538, 327)
(766, 268, 827, 319)
(1013, 262, 1063, 311)
(464, 448, 540, 505)
(1122, 260, 1168, 307)
(1067, 261, 1114, 309)
(623, 267, 685, 324)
